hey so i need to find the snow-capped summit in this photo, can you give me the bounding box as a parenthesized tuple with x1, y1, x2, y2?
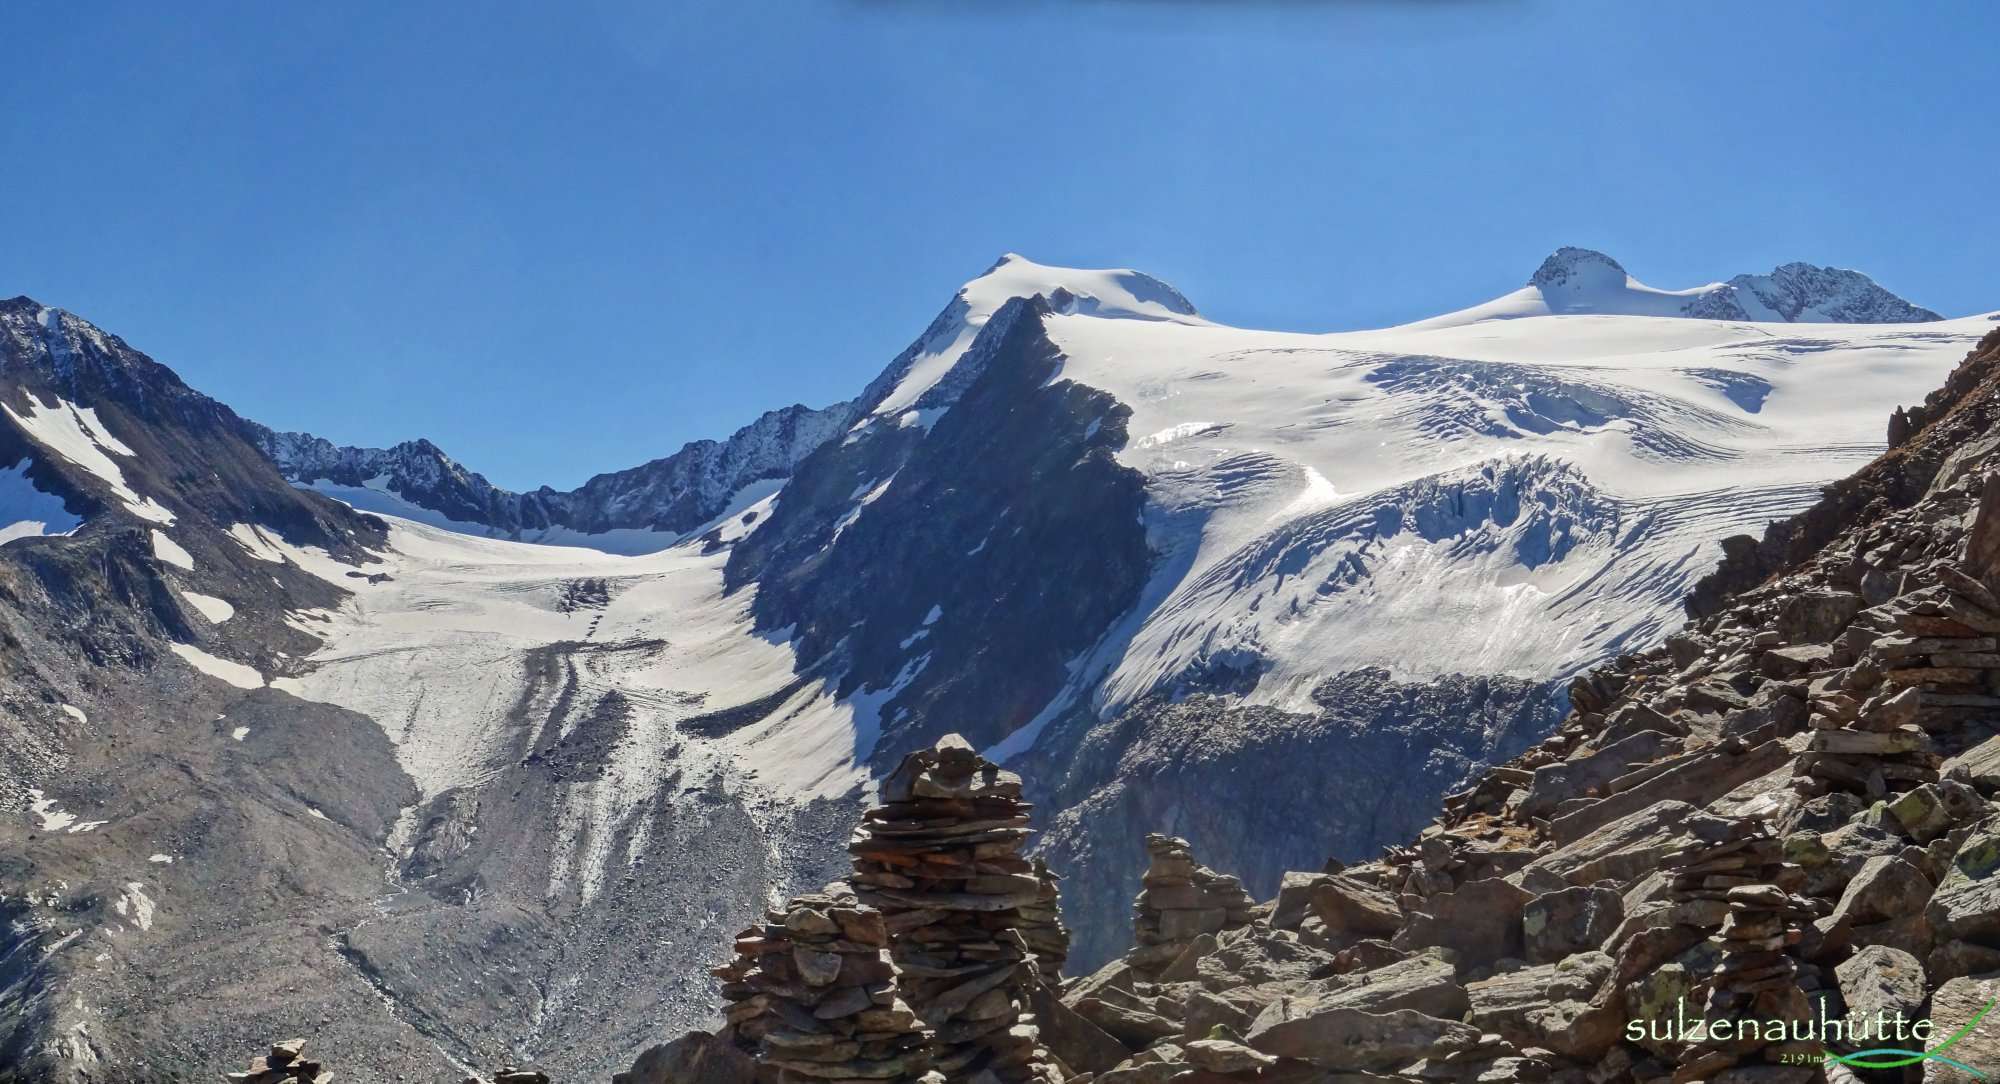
(852, 253, 1204, 423)
(1527, 245, 1640, 292)
(971, 253, 1199, 321)
(1418, 246, 1941, 327)
(1691, 262, 1943, 323)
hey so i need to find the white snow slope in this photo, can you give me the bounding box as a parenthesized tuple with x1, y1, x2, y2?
(260, 251, 1990, 903)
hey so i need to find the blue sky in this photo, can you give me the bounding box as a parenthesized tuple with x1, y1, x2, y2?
(3, 2, 1994, 489)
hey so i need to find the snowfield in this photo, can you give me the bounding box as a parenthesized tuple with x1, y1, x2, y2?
(0, 392, 174, 524)
(258, 251, 1992, 908)
(0, 457, 83, 544)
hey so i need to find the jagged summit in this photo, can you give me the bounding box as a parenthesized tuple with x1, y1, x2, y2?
(1419, 246, 1943, 328)
(250, 399, 853, 553)
(1697, 261, 1944, 323)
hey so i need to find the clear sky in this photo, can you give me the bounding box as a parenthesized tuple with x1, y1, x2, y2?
(3, 2, 1994, 489)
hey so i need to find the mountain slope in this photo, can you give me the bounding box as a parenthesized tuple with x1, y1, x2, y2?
(0, 300, 470, 1083)
(678, 322, 2000, 1084)
(268, 250, 1984, 977)
(1, 251, 1984, 1080)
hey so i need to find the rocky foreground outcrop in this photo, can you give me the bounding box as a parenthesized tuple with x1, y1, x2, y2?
(621, 326, 2000, 1084)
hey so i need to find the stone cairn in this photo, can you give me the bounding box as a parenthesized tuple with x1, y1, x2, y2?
(1016, 857, 1070, 983)
(712, 882, 929, 1084)
(485, 1069, 550, 1084)
(225, 1039, 330, 1084)
(1129, 834, 1257, 977)
(1660, 823, 1818, 1078)
(849, 734, 1056, 1084)
(1798, 681, 1936, 800)
(1796, 564, 2000, 799)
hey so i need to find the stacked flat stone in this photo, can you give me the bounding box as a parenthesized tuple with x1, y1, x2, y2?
(1797, 682, 1937, 799)
(711, 883, 928, 1084)
(1129, 834, 1257, 976)
(1659, 826, 1817, 1077)
(849, 734, 1055, 1084)
(1798, 566, 2000, 798)
(225, 1039, 331, 1084)
(488, 1069, 551, 1084)
(1016, 857, 1070, 983)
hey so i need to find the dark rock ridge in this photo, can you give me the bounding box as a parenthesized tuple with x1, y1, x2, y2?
(725, 296, 1153, 766)
(250, 399, 856, 543)
(1024, 671, 1563, 971)
(639, 325, 2000, 1084)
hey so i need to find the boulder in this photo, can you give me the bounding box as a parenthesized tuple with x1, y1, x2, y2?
(1518, 730, 1677, 818)
(1032, 984, 1131, 1074)
(1284, 951, 1467, 1021)
(1244, 1001, 1479, 1070)
(1924, 974, 2000, 1082)
(1517, 800, 1698, 888)
(1463, 951, 1622, 1060)
(1887, 781, 1985, 843)
(1965, 472, 2000, 586)
(1196, 926, 1337, 988)
(1824, 855, 1934, 946)
(1305, 875, 1403, 939)
(1929, 939, 2000, 982)
(613, 1032, 757, 1084)
(1071, 996, 1179, 1048)
(1523, 883, 1624, 964)
(1926, 827, 2000, 945)
(1183, 1038, 1277, 1074)
(1833, 945, 1927, 1040)
(1779, 590, 1865, 644)
(1394, 876, 1533, 971)
(1943, 735, 2000, 793)
(1550, 742, 1787, 845)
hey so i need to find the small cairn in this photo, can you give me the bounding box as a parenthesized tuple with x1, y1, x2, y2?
(1797, 682, 1936, 800)
(1016, 857, 1070, 983)
(711, 883, 928, 1084)
(489, 1069, 550, 1084)
(1660, 824, 1818, 1078)
(225, 1039, 330, 1084)
(1129, 834, 1257, 977)
(849, 734, 1056, 1084)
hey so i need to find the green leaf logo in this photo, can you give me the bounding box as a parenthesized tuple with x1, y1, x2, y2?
(1825, 998, 1997, 1078)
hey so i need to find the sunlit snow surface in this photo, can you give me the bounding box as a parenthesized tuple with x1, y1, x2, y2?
(266, 257, 1992, 899)
(0, 395, 173, 524)
(1041, 307, 1989, 715)
(0, 458, 82, 544)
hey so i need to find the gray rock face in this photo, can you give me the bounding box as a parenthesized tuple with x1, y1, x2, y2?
(1925, 975, 2000, 1082)
(1689, 262, 1944, 324)
(1244, 1000, 1479, 1070)
(1393, 876, 1534, 970)
(1463, 952, 1621, 1060)
(1833, 945, 1927, 1039)
(1031, 670, 1558, 971)
(1926, 827, 2000, 944)
(251, 398, 855, 545)
(1308, 951, 1467, 1019)
(1523, 883, 1624, 964)
(1527, 248, 1942, 323)
(612, 1031, 757, 1084)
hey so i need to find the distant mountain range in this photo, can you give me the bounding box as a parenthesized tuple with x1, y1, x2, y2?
(0, 250, 1988, 1082)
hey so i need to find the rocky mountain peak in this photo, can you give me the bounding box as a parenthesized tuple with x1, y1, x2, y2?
(1701, 261, 1944, 323)
(1528, 246, 1631, 291)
